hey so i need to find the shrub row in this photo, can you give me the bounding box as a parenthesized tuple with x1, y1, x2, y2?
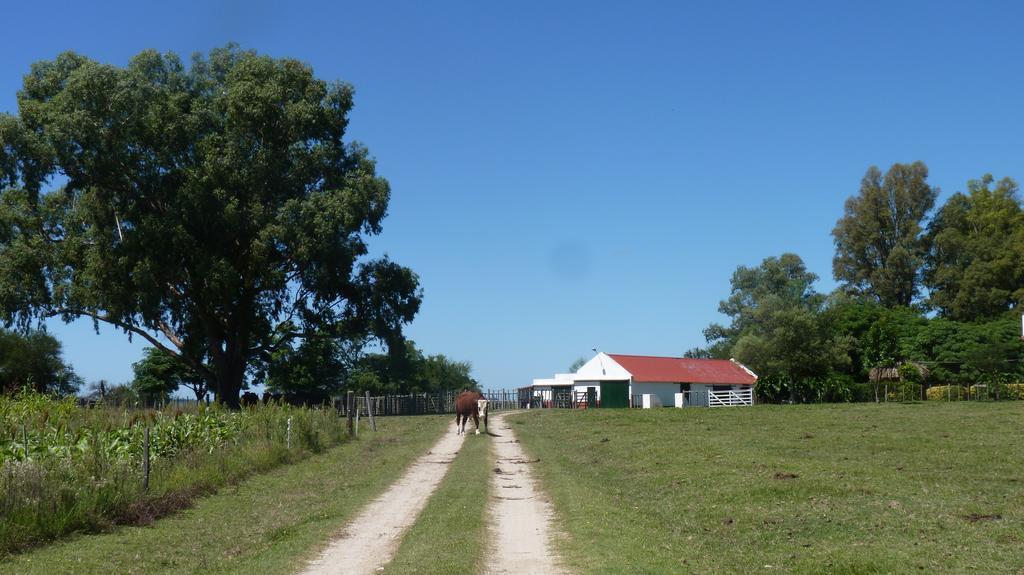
(925, 383, 1024, 401)
(757, 378, 1024, 404)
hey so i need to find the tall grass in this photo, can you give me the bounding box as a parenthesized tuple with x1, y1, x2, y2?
(0, 390, 347, 556)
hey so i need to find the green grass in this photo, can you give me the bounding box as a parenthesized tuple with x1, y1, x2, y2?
(0, 415, 451, 575)
(383, 431, 492, 575)
(509, 402, 1024, 575)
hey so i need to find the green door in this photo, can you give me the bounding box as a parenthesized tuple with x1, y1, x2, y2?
(600, 381, 630, 408)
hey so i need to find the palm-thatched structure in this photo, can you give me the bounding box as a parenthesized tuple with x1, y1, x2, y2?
(869, 362, 930, 383)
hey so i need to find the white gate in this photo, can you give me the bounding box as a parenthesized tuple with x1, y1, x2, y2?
(707, 388, 754, 407)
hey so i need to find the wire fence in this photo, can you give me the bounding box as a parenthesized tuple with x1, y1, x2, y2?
(350, 389, 521, 417)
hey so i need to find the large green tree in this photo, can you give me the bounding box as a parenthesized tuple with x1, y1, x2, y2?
(822, 294, 886, 380)
(351, 341, 477, 395)
(704, 253, 851, 380)
(419, 353, 478, 393)
(0, 329, 81, 395)
(0, 46, 421, 407)
(924, 174, 1024, 320)
(832, 162, 938, 307)
(262, 336, 363, 404)
(906, 314, 1024, 386)
(132, 346, 207, 402)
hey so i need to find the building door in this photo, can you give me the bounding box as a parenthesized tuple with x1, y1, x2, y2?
(600, 380, 629, 408)
(553, 387, 572, 408)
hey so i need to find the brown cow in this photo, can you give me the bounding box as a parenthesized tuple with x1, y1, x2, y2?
(455, 390, 488, 435)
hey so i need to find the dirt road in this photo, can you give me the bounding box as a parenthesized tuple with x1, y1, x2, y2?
(485, 413, 568, 575)
(299, 413, 567, 575)
(299, 422, 464, 575)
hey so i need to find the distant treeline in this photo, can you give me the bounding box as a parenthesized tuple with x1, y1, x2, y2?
(689, 163, 1024, 402)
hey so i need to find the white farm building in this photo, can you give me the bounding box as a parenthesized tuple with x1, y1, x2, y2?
(570, 353, 758, 408)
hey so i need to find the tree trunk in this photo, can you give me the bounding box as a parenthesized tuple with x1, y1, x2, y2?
(214, 361, 244, 409)
(205, 338, 245, 409)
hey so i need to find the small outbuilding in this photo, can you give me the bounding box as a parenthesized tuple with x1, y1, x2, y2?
(520, 373, 575, 408)
(572, 352, 758, 408)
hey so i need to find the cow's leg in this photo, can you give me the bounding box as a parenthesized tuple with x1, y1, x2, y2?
(473, 413, 480, 435)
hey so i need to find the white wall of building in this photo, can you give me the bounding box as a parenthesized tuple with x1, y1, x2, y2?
(630, 382, 678, 407)
(532, 378, 556, 389)
(572, 381, 603, 401)
(574, 353, 631, 381)
(572, 354, 631, 404)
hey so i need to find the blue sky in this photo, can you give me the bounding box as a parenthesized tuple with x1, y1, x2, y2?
(2, 1, 1022, 390)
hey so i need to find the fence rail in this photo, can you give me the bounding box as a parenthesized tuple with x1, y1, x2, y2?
(707, 388, 754, 407)
(351, 389, 521, 417)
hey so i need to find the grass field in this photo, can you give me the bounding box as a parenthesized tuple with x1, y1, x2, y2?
(510, 402, 1024, 575)
(0, 415, 450, 575)
(383, 431, 492, 575)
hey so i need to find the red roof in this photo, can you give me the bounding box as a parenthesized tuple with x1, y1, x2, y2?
(606, 354, 757, 385)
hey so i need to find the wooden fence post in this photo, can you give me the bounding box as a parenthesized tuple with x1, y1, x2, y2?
(143, 427, 151, 492)
(365, 391, 376, 432)
(346, 391, 355, 436)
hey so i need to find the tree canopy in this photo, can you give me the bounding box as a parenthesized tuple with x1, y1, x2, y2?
(0, 329, 81, 395)
(132, 346, 207, 402)
(832, 162, 937, 307)
(704, 253, 851, 380)
(347, 341, 477, 396)
(569, 357, 586, 372)
(924, 174, 1024, 320)
(261, 339, 478, 400)
(0, 46, 421, 407)
(261, 336, 362, 404)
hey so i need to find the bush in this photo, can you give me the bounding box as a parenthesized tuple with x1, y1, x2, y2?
(885, 381, 922, 402)
(926, 385, 968, 401)
(965, 383, 1022, 400)
(815, 374, 855, 403)
(754, 374, 854, 404)
(850, 382, 876, 402)
(754, 375, 788, 403)
(1005, 383, 1024, 400)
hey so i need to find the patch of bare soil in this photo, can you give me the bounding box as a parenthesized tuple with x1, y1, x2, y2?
(963, 513, 1002, 523)
(299, 423, 465, 575)
(485, 413, 569, 575)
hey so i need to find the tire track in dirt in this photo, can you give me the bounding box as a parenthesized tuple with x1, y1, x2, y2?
(485, 413, 569, 575)
(299, 422, 464, 575)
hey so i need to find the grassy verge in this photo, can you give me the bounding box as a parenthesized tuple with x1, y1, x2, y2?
(0, 415, 450, 575)
(510, 402, 1024, 575)
(383, 431, 492, 575)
